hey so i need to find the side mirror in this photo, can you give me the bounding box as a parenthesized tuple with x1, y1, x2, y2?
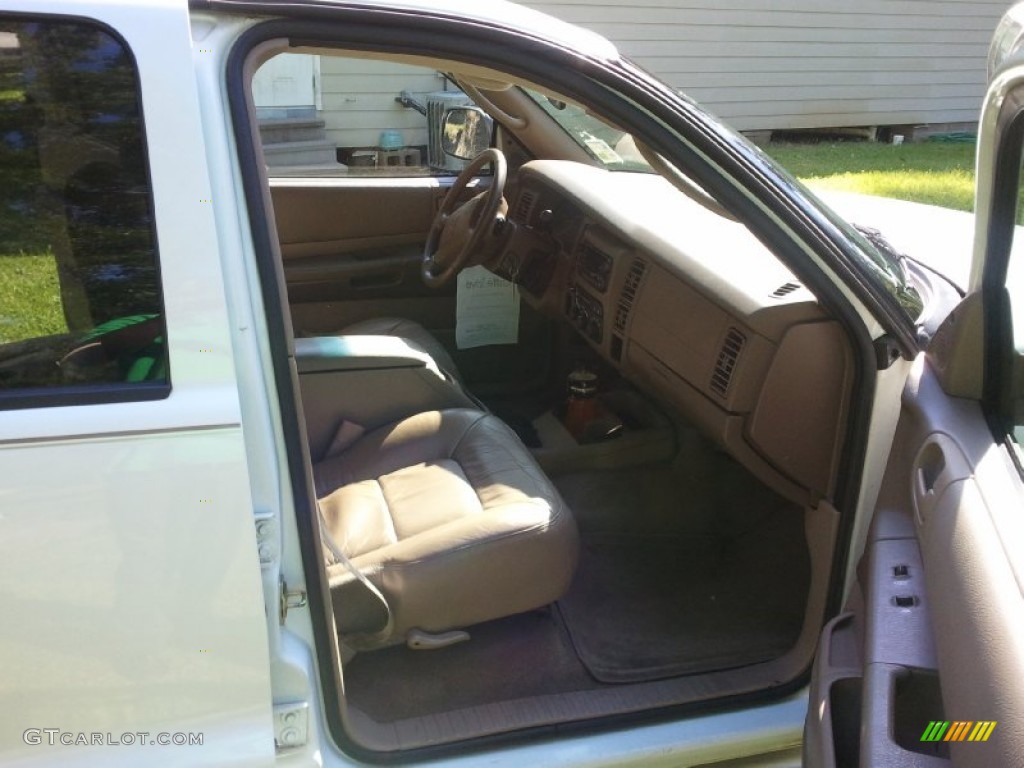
(440, 107, 493, 161)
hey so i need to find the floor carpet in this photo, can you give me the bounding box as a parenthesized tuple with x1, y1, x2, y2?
(343, 608, 597, 722)
(556, 510, 810, 683)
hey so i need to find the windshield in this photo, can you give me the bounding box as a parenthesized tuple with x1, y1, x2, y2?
(523, 88, 653, 172)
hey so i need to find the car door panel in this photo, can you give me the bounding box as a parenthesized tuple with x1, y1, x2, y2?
(902, 372, 1024, 768)
(806, 359, 1024, 767)
(271, 179, 487, 273)
(271, 180, 441, 307)
(283, 242, 429, 304)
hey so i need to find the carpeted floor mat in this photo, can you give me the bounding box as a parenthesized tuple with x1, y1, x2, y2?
(557, 510, 810, 683)
(343, 608, 597, 722)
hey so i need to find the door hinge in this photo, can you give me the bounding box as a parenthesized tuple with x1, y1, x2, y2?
(279, 578, 307, 624)
(273, 701, 309, 750)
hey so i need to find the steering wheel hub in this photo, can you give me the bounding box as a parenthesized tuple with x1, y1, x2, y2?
(422, 148, 508, 288)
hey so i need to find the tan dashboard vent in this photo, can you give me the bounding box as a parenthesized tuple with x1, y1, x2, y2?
(516, 190, 537, 223)
(613, 258, 647, 333)
(771, 281, 801, 298)
(710, 327, 746, 397)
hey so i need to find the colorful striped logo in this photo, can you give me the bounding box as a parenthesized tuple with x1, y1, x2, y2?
(921, 721, 997, 742)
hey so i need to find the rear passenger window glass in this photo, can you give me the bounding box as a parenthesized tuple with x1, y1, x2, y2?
(0, 19, 167, 404)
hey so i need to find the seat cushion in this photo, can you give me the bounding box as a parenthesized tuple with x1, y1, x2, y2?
(315, 408, 579, 642)
(340, 317, 460, 381)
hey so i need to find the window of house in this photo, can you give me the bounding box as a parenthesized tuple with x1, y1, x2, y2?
(253, 53, 485, 177)
(0, 19, 168, 406)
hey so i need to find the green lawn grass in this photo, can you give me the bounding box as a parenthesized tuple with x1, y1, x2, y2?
(0, 252, 67, 343)
(765, 140, 984, 215)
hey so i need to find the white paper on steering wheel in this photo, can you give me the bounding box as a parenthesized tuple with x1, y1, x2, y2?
(455, 266, 520, 350)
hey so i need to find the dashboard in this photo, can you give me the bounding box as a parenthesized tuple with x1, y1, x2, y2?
(494, 160, 854, 506)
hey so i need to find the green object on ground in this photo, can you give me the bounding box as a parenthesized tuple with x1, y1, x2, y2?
(926, 132, 977, 143)
(81, 313, 166, 382)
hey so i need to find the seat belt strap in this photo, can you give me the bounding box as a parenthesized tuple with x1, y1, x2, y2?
(317, 502, 394, 650)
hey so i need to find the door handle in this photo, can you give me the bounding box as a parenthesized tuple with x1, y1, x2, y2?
(911, 434, 971, 526)
(915, 444, 946, 497)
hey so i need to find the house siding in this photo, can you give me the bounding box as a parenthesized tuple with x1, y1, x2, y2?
(317, 59, 449, 149)
(524, 0, 1013, 131)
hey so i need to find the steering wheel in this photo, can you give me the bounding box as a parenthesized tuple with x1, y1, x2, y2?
(422, 147, 508, 288)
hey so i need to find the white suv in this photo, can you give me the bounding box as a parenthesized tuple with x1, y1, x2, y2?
(0, 1, 1021, 766)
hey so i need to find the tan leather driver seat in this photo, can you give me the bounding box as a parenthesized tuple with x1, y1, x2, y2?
(315, 408, 579, 647)
(341, 317, 460, 382)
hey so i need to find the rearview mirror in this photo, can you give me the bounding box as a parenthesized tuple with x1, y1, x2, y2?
(441, 107, 493, 161)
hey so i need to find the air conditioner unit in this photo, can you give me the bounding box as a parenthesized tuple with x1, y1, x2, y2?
(425, 91, 472, 172)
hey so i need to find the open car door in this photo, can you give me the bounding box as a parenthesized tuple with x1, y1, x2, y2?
(804, 8, 1024, 767)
